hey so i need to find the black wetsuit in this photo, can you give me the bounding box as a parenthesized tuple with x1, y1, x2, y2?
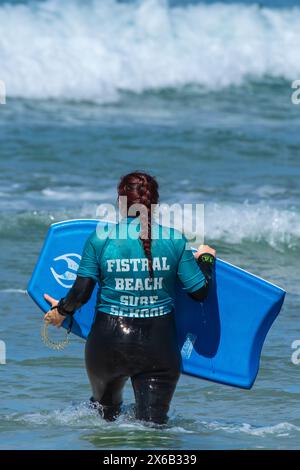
(57, 252, 214, 424)
(86, 312, 181, 423)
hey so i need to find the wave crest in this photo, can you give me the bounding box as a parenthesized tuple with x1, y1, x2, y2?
(206, 202, 300, 250)
(0, 201, 299, 250)
(1, 0, 300, 101)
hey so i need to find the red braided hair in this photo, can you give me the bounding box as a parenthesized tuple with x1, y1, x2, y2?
(118, 172, 159, 279)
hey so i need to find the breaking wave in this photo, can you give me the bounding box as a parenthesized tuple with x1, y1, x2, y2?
(1, 0, 299, 102)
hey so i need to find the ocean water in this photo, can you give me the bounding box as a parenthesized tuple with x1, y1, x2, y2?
(0, 0, 300, 450)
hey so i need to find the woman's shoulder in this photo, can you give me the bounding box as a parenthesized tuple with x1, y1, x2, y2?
(87, 222, 113, 248)
(153, 222, 186, 244)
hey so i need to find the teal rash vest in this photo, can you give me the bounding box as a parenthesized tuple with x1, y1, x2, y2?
(77, 217, 206, 318)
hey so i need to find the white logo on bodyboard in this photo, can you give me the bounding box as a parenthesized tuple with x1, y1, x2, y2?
(50, 253, 81, 288)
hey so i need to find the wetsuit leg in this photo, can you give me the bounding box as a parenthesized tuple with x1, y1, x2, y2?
(89, 377, 127, 421)
(131, 368, 180, 425)
(131, 313, 181, 424)
(85, 314, 128, 421)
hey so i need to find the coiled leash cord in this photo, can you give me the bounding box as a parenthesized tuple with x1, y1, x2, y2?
(41, 302, 74, 351)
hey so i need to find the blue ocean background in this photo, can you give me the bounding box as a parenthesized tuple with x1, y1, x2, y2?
(0, 0, 300, 450)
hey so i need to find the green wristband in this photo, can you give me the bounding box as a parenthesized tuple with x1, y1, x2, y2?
(199, 253, 215, 265)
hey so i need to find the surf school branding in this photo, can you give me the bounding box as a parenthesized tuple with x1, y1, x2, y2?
(50, 251, 172, 317)
(107, 256, 170, 317)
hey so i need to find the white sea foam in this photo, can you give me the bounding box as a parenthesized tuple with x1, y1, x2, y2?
(42, 188, 113, 201)
(1, 0, 300, 102)
(203, 420, 300, 437)
(0, 289, 27, 294)
(7, 403, 192, 433)
(18, 403, 102, 427)
(205, 202, 300, 249)
(0, 201, 299, 250)
(169, 200, 300, 250)
(7, 406, 299, 439)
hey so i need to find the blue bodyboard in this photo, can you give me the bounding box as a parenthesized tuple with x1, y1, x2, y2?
(28, 219, 285, 389)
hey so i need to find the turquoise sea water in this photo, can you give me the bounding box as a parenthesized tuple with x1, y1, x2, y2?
(0, 0, 300, 450)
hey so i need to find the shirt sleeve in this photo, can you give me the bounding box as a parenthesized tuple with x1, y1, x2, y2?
(77, 233, 100, 282)
(176, 237, 206, 293)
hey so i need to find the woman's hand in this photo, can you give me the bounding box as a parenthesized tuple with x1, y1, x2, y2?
(194, 244, 216, 259)
(43, 294, 65, 328)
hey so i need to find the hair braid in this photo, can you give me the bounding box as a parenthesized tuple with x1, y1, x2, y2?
(118, 171, 159, 279)
(138, 178, 154, 278)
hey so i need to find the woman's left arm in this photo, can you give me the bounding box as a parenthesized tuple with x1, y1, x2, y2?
(189, 253, 215, 301)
